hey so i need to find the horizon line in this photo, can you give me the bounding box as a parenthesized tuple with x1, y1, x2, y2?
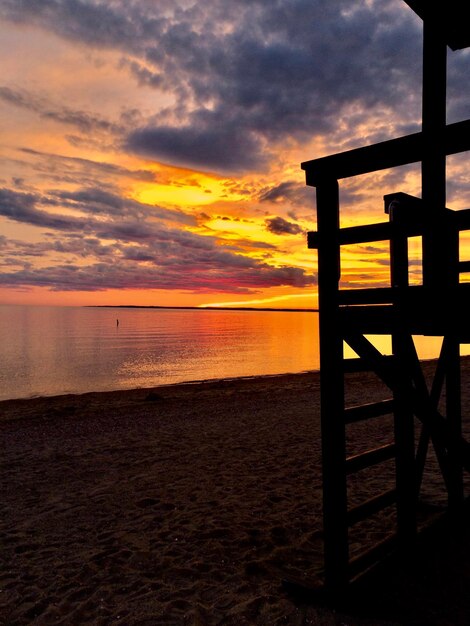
(88, 304, 319, 313)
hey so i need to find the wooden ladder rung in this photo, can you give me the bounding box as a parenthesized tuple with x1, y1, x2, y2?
(346, 443, 396, 474)
(348, 534, 398, 581)
(339, 287, 395, 305)
(347, 489, 397, 526)
(308, 222, 393, 249)
(344, 399, 395, 424)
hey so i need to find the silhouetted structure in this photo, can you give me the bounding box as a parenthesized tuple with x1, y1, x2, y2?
(298, 0, 469, 598)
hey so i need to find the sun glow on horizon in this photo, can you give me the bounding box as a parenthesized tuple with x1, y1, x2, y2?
(198, 292, 317, 309)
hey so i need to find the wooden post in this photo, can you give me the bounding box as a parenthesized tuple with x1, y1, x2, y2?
(445, 336, 463, 510)
(316, 178, 348, 594)
(444, 211, 464, 509)
(389, 200, 409, 289)
(421, 11, 447, 288)
(389, 203, 417, 544)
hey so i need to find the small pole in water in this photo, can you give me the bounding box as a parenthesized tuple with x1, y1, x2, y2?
(116, 319, 119, 327)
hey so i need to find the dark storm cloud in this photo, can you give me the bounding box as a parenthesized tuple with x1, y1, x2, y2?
(260, 182, 299, 203)
(123, 0, 428, 170)
(260, 181, 312, 207)
(126, 124, 267, 173)
(265, 216, 303, 236)
(2, 0, 454, 172)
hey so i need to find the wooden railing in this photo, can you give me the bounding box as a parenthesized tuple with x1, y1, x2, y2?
(301, 119, 470, 185)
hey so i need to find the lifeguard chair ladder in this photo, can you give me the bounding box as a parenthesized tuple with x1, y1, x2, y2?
(296, 1, 470, 597)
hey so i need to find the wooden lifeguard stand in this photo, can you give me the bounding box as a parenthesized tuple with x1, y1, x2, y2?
(300, 0, 470, 597)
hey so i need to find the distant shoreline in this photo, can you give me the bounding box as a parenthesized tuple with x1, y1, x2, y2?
(88, 304, 319, 313)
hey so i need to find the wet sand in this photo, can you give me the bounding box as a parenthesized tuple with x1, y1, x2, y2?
(1, 359, 469, 625)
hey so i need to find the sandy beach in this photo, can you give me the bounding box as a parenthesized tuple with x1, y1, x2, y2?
(1, 360, 470, 625)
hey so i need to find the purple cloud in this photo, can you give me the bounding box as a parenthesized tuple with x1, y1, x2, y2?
(0, 186, 315, 293)
(265, 216, 303, 236)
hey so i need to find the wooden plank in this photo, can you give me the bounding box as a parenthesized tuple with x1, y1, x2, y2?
(343, 333, 398, 391)
(421, 16, 448, 290)
(301, 120, 470, 186)
(316, 178, 349, 594)
(339, 286, 470, 336)
(338, 284, 458, 308)
(346, 443, 396, 474)
(409, 382, 470, 476)
(308, 222, 392, 249)
(445, 336, 464, 509)
(338, 284, 434, 306)
(309, 203, 470, 253)
(402, 335, 455, 495)
(389, 199, 411, 288)
(338, 288, 395, 305)
(415, 427, 430, 496)
(391, 331, 417, 544)
(414, 339, 447, 494)
(344, 399, 395, 424)
(347, 489, 397, 526)
(303, 132, 422, 185)
(308, 218, 428, 250)
(389, 198, 418, 543)
(333, 222, 392, 245)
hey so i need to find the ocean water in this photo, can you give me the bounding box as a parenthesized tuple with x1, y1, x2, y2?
(0, 305, 320, 401)
(0, 305, 462, 401)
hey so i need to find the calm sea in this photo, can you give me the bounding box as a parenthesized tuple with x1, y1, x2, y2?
(0, 305, 459, 401)
(0, 305, 320, 401)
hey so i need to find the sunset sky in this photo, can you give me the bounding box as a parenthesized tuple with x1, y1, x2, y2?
(1, 0, 469, 309)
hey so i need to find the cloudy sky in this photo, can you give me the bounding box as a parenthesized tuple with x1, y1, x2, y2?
(0, 0, 468, 308)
